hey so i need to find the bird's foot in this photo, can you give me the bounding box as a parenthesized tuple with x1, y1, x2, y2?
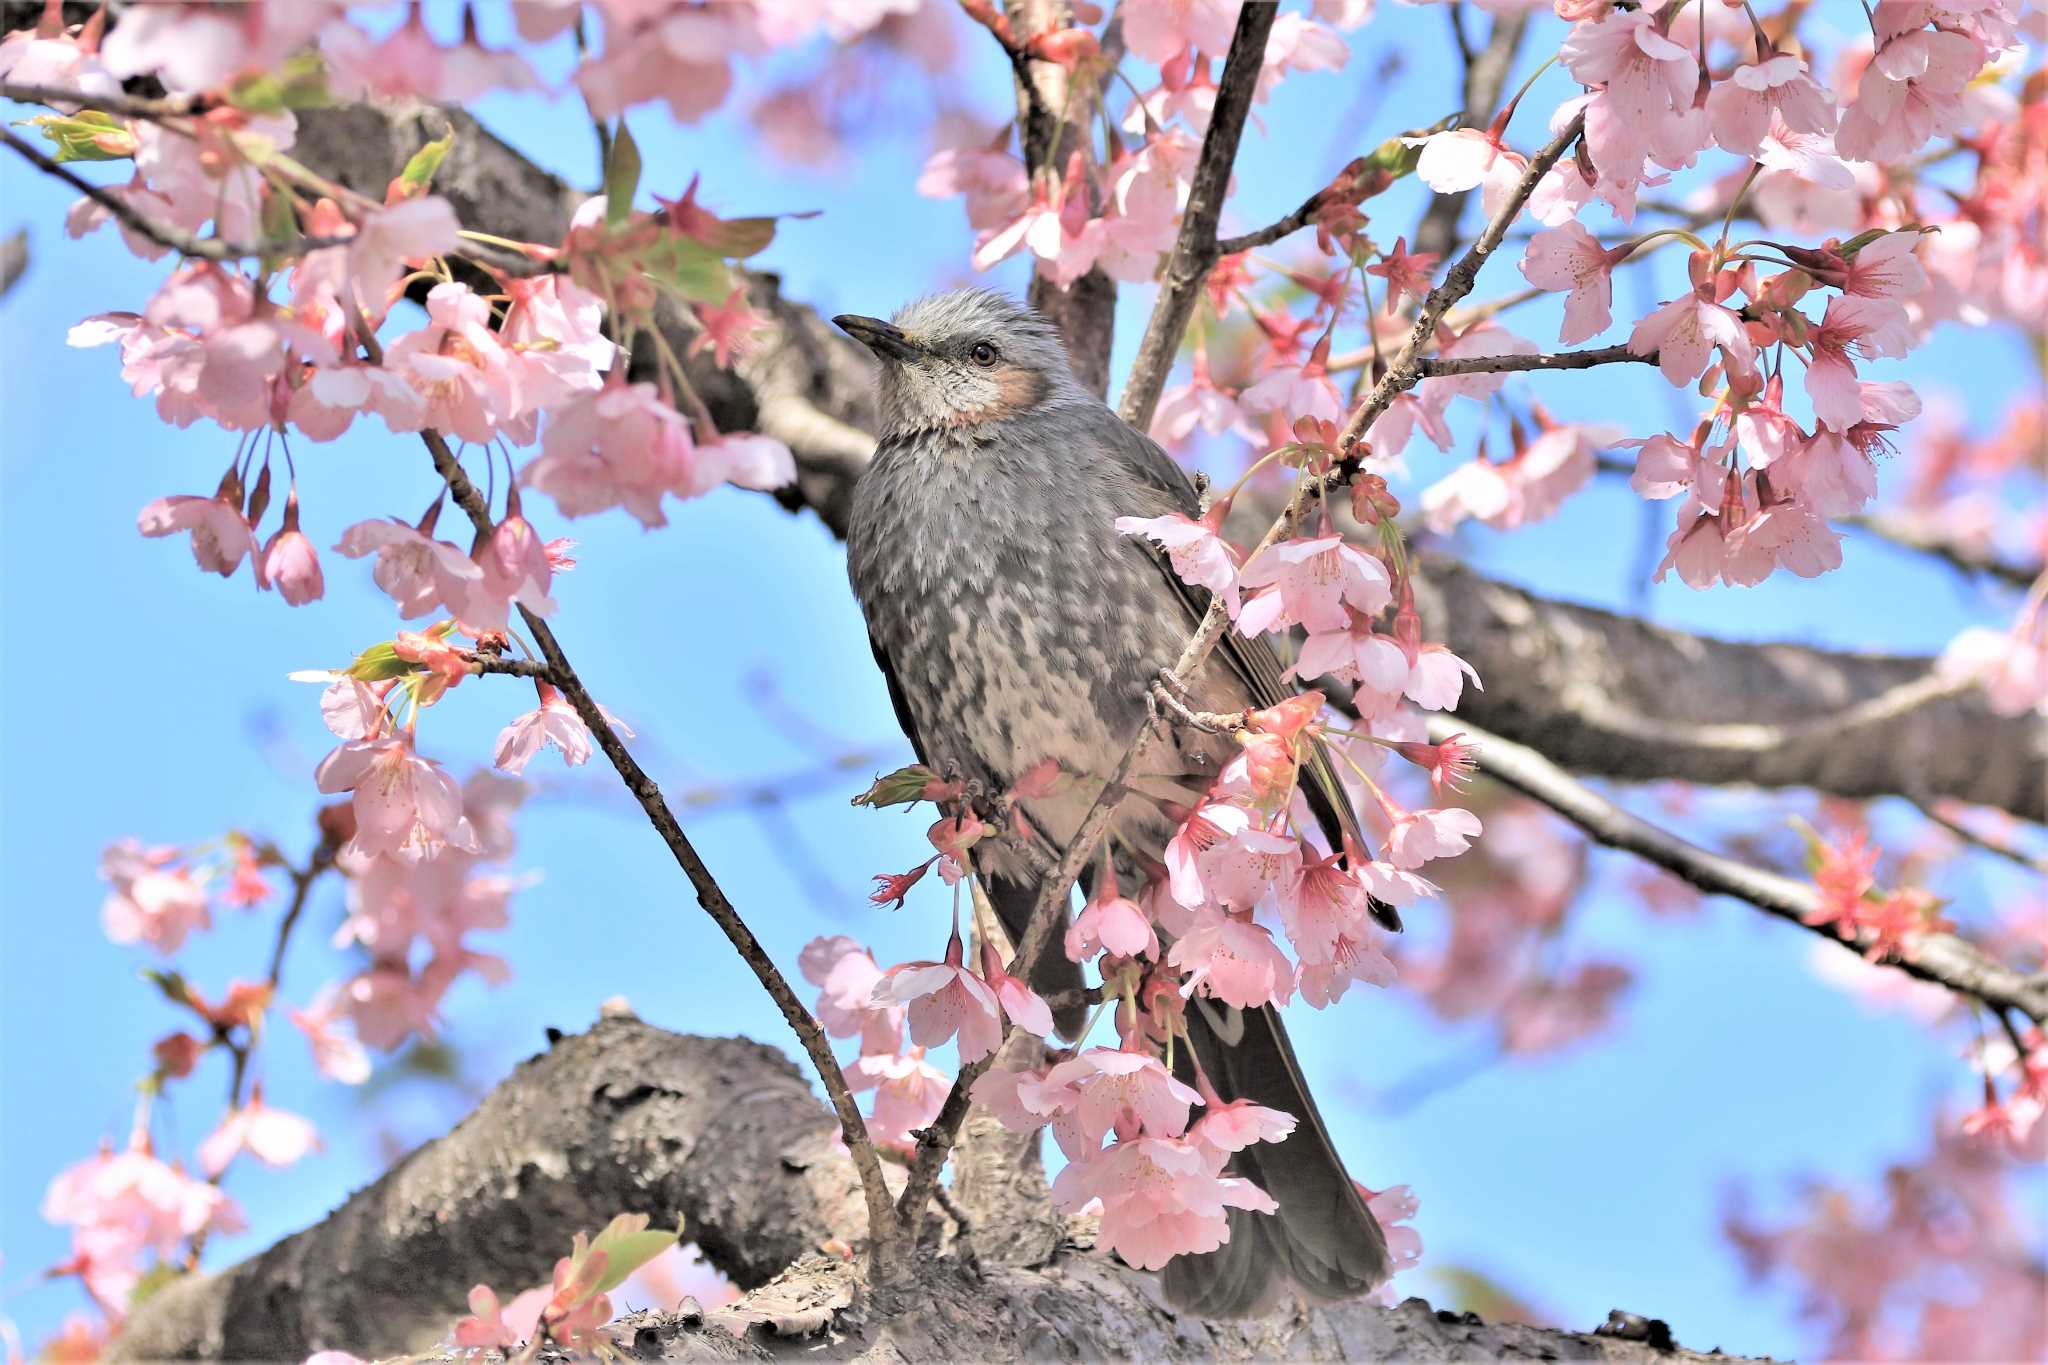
(1149, 669, 1241, 734)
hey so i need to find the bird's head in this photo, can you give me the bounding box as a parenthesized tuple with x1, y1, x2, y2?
(835, 289, 1082, 436)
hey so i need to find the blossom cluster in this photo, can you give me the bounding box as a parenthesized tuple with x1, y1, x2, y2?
(1725, 1118, 2046, 1361)
(910, 0, 2036, 622)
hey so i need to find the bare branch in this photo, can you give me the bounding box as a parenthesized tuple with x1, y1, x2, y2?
(1213, 186, 1328, 257)
(410, 427, 903, 1260)
(1917, 798, 2048, 876)
(1842, 510, 2043, 591)
(1435, 715, 2048, 1025)
(110, 1018, 877, 1361)
(1416, 342, 1654, 378)
(1117, 1, 1281, 430)
(1409, 557, 2047, 823)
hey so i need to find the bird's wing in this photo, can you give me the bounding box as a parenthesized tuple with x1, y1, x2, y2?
(866, 630, 931, 769)
(1095, 416, 1394, 927)
(865, 627, 1087, 1035)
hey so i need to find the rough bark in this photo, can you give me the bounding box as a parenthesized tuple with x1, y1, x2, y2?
(1411, 558, 2046, 824)
(277, 102, 2047, 823)
(112, 1017, 1776, 1365)
(110, 1016, 872, 1362)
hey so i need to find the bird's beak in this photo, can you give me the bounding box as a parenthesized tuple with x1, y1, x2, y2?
(834, 314, 921, 362)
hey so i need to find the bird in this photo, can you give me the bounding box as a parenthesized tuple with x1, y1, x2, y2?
(837, 288, 1391, 1317)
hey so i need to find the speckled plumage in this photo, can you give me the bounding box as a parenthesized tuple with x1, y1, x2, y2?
(840, 290, 1390, 1319)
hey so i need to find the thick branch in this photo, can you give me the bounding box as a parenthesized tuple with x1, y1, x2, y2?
(1411, 557, 2047, 822)
(1117, 1, 1280, 430)
(1436, 717, 2048, 1025)
(114, 1018, 1775, 1365)
(110, 1017, 873, 1360)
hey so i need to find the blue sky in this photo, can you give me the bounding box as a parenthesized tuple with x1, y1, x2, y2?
(2, 3, 2041, 1356)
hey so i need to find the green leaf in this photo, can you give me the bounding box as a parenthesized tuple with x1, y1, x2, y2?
(852, 764, 941, 809)
(260, 187, 301, 246)
(142, 968, 195, 1010)
(587, 1213, 680, 1293)
(642, 235, 732, 303)
(604, 122, 642, 227)
(17, 111, 131, 162)
(226, 52, 331, 113)
(692, 214, 777, 259)
(346, 640, 421, 682)
(399, 130, 456, 197)
(129, 1263, 186, 1311)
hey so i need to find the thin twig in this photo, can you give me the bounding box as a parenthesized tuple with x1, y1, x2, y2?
(1435, 715, 2048, 1025)
(265, 837, 339, 992)
(0, 80, 203, 121)
(1916, 798, 2048, 876)
(0, 125, 351, 264)
(1337, 111, 1587, 448)
(1214, 186, 1331, 257)
(1117, 0, 1281, 431)
(411, 429, 903, 1262)
(1415, 343, 1654, 378)
(1842, 511, 2042, 591)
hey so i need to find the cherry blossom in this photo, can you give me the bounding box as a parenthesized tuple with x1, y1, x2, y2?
(256, 495, 323, 606)
(1836, 25, 1983, 164)
(315, 734, 480, 865)
(523, 379, 697, 528)
(1519, 222, 1624, 345)
(43, 1135, 245, 1263)
(99, 844, 210, 955)
(1630, 287, 1756, 388)
(1114, 507, 1242, 618)
(1050, 1134, 1276, 1271)
(1067, 868, 1161, 963)
(1151, 352, 1256, 446)
(1804, 294, 1915, 433)
(1169, 908, 1296, 1008)
(980, 939, 1057, 1037)
(846, 1047, 952, 1150)
(380, 283, 518, 445)
(1237, 534, 1392, 636)
(1122, 0, 1242, 65)
(873, 931, 1006, 1062)
(1707, 55, 1837, 158)
(335, 515, 484, 618)
(1371, 795, 1484, 870)
(196, 1091, 320, 1178)
(290, 991, 372, 1085)
(1042, 1047, 1203, 1157)
(138, 481, 256, 579)
(1365, 237, 1439, 313)
(1409, 126, 1530, 220)
(494, 684, 625, 775)
(1937, 606, 2048, 717)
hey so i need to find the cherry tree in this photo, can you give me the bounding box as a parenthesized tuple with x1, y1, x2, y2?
(1, 0, 2042, 1360)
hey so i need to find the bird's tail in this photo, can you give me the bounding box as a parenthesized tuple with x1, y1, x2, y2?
(1162, 995, 1390, 1317)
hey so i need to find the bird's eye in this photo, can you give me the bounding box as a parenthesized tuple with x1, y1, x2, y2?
(969, 341, 998, 367)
